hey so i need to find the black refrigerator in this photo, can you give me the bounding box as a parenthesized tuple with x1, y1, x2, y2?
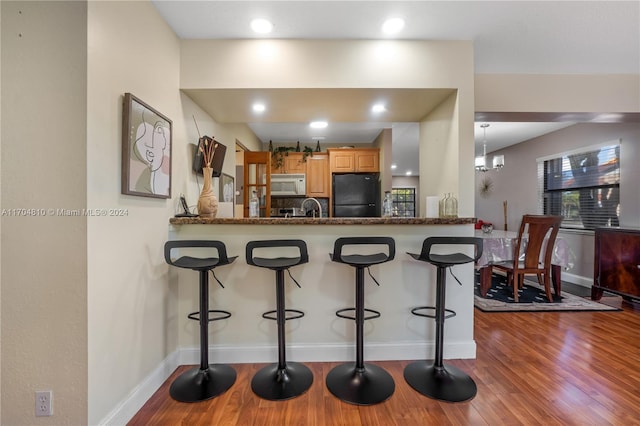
(332, 173, 380, 217)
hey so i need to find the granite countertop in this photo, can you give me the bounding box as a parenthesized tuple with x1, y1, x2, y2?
(169, 217, 476, 225)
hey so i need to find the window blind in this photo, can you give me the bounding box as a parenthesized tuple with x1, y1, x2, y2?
(537, 142, 620, 230)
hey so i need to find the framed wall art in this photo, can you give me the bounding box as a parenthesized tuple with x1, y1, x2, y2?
(219, 173, 235, 203)
(121, 92, 172, 199)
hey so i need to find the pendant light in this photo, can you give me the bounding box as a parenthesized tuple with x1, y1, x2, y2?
(475, 123, 505, 172)
(475, 124, 490, 172)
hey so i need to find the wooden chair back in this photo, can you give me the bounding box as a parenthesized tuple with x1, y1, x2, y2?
(513, 215, 563, 273)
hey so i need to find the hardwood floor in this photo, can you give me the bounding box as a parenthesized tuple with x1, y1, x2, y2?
(129, 298, 640, 425)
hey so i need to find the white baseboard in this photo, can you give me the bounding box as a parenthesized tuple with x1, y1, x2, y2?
(561, 271, 593, 288)
(102, 340, 475, 425)
(179, 340, 477, 364)
(98, 350, 180, 426)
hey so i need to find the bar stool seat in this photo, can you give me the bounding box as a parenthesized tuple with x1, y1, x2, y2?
(246, 239, 313, 401)
(164, 240, 237, 403)
(326, 236, 396, 405)
(404, 236, 483, 403)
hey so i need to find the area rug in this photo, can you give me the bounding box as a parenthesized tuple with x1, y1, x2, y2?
(474, 273, 620, 312)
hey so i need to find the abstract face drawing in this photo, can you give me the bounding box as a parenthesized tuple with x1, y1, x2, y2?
(134, 120, 168, 172)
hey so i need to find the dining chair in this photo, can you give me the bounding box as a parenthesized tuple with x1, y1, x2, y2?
(487, 215, 563, 302)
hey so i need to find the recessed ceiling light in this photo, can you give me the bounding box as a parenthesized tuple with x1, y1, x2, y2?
(391, 164, 397, 169)
(310, 121, 328, 129)
(252, 103, 266, 112)
(251, 18, 273, 34)
(405, 170, 412, 176)
(372, 103, 386, 113)
(382, 18, 405, 34)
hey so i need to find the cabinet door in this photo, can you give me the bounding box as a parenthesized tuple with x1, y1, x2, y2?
(271, 152, 305, 174)
(306, 154, 329, 197)
(596, 229, 640, 298)
(330, 150, 355, 173)
(355, 150, 379, 172)
(243, 151, 271, 217)
(284, 153, 305, 174)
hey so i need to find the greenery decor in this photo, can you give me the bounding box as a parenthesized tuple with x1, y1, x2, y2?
(271, 145, 316, 169)
(271, 146, 297, 169)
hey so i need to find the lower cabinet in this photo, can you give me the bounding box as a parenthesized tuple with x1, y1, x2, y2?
(592, 227, 640, 300)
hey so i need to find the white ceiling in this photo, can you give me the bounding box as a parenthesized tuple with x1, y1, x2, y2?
(151, 1, 639, 175)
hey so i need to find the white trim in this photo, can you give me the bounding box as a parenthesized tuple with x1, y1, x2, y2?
(178, 340, 477, 364)
(99, 340, 476, 425)
(98, 350, 180, 426)
(561, 271, 593, 288)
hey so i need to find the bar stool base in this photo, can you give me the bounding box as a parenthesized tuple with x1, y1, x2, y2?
(169, 364, 236, 403)
(326, 363, 395, 405)
(251, 362, 313, 401)
(403, 361, 477, 402)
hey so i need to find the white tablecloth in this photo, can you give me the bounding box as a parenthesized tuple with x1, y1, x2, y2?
(475, 230, 574, 269)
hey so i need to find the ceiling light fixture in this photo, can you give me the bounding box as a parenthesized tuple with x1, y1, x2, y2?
(475, 123, 505, 172)
(391, 164, 397, 170)
(309, 121, 328, 129)
(372, 103, 386, 113)
(382, 17, 405, 34)
(251, 18, 273, 34)
(252, 103, 266, 112)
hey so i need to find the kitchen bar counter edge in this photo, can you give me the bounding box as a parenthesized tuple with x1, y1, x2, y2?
(170, 217, 476, 225)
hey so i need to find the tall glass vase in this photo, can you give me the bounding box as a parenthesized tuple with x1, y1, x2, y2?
(197, 167, 218, 218)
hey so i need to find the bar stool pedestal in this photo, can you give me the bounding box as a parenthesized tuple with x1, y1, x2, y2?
(164, 240, 237, 403)
(246, 239, 313, 401)
(404, 236, 483, 403)
(326, 237, 396, 405)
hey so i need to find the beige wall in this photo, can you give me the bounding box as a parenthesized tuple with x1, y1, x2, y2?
(373, 128, 393, 193)
(86, 1, 182, 422)
(420, 92, 467, 216)
(475, 74, 640, 113)
(1, 1, 88, 424)
(86, 3, 262, 423)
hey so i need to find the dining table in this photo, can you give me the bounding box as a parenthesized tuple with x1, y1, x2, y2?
(474, 229, 574, 298)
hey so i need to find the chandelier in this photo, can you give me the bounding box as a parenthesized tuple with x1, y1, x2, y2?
(475, 123, 505, 172)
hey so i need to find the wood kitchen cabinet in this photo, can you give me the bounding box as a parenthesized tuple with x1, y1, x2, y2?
(592, 227, 640, 301)
(305, 153, 329, 197)
(328, 148, 379, 173)
(270, 152, 306, 174)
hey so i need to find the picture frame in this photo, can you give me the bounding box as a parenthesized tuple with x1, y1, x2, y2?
(219, 173, 235, 203)
(121, 92, 172, 199)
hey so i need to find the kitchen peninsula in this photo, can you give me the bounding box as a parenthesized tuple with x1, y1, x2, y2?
(168, 217, 478, 365)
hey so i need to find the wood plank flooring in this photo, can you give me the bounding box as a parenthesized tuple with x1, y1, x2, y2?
(129, 298, 640, 425)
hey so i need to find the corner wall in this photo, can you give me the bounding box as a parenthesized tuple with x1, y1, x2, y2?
(1, 1, 88, 424)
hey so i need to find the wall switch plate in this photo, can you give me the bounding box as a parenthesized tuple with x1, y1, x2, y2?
(35, 390, 53, 417)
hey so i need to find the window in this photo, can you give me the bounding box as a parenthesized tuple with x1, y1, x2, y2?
(538, 141, 620, 230)
(391, 187, 416, 217)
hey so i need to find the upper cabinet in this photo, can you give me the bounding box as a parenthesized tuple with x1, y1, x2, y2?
(306, 153, 330, 198)
(328, 148, 379, 173)
(271, 152, 306, 174)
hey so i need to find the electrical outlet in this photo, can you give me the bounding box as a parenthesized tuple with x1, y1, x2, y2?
(35, 390, 53, 417)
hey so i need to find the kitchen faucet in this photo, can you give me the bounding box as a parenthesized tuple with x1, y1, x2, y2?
(301, 197, 322, 218)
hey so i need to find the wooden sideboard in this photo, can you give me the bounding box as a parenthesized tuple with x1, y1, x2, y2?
(592, 227, 640, 301)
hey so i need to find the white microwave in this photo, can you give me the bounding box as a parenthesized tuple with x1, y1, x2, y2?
(271, 173, 306, 196)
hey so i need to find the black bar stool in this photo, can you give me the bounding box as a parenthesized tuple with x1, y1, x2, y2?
(164, 240, 237, 402)
(404, 236, 483, 403)
(246, 239, 313, 400)
(326, 236, 396, 405)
